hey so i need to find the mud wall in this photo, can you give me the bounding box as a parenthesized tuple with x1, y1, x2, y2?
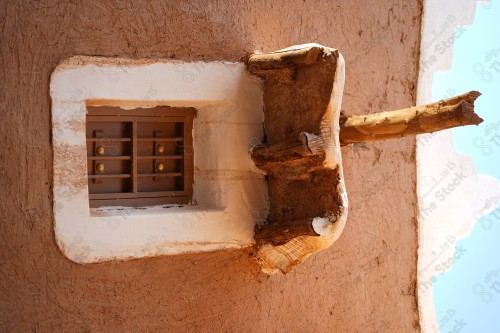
(0, 1, 422, 331)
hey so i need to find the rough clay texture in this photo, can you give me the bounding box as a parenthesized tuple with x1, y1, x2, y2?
(0, 1, 421, 332)
(252, 51, 345, 252)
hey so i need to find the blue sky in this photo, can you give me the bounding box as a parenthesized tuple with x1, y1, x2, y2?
(431, 3, 500, 332)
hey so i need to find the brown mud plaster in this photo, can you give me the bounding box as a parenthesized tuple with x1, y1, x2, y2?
(1, 2, 423, 331)
(247, 44, 348, 274)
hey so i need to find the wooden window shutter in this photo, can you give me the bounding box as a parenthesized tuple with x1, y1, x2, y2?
(86, 106, 194, 208)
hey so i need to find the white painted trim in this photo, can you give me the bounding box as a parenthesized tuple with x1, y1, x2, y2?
(416, 1, 500, 332)
(50, 57, 267, 263)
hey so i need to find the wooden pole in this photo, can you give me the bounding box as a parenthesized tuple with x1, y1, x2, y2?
(339, 91, 483, 145)
(251, 91, 483, 167)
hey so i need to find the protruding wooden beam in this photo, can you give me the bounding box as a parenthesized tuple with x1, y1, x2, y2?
(245, 44, 347, 274)
(254, 217, 319, 246)
(251, 132, 324, 167)
(247, 46, 323, 74)
(339, 91, 483, 145)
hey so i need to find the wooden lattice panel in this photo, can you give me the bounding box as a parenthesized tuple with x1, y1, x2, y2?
(86, 106, 194, 208)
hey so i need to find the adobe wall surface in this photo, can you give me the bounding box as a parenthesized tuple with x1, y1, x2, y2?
(0, 1, 422, 332)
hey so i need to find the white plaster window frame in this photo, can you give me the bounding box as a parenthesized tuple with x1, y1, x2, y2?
(50, 57, 267, 263)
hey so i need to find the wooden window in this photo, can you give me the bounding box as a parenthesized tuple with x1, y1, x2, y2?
(86, 106, 194, 208)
